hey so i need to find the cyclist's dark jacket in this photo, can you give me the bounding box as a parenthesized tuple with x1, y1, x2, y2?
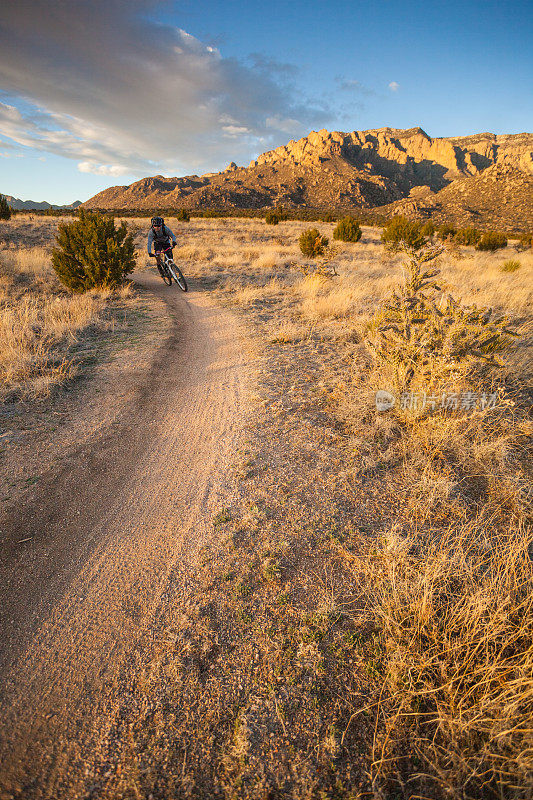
(147, 224, 176, 254)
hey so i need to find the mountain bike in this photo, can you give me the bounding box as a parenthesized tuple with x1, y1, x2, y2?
(150, 247, 188, 291)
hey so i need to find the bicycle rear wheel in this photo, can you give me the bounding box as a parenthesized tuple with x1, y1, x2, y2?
(167, 260, 188, 292)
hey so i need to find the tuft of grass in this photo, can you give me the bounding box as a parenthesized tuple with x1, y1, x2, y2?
(350, 522, 533, 799)
(501, 259, 521, 273)
(213, 508, 233, 526)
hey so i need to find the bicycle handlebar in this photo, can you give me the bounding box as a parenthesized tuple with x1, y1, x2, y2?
(149, 244, 176, 257)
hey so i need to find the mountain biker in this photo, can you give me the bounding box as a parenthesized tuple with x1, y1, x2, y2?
(147, 216, 177, 275)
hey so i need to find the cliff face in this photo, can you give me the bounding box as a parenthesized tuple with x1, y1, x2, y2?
(82, 126, 533, 228)
(251, 127, 533, 189)
(379, 163, 533, 230)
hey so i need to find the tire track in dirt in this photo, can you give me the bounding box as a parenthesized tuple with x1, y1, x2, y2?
(0, 272, 250, 798)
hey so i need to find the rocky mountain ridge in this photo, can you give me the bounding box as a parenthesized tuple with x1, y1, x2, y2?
(3, 195, 82, 211)
(82, 127, 533, 229)
(250, 127, 533, 187)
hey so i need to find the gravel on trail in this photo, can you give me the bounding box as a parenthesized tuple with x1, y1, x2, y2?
(0, 270, 251, 798)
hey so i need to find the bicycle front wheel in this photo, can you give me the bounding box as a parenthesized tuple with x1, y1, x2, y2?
(167, 261, 188, 292)
(158, 259, 172, 285)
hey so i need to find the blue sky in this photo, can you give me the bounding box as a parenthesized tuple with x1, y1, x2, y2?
(1, 0, 531, 204)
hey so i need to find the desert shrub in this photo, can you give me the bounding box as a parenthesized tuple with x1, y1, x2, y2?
(0, 194, 12, 221)
(438, 224, 456, 240)
(366, 244, 517, 391)
(333, 216, 362, 243)
(500, 259, 521, 272)
(299, 228, 329, 258)
(518, 232, 532, 248)
(51, 210, 135, 293)
(454, 226, 481, 246)
(321, 211, 336, 223)
(420, 220, 435, 236)
(265, 210, 280, 225)
(476, 231, 508, 251)
(381, 216, 426, 251)
(177, 209, 190, 222)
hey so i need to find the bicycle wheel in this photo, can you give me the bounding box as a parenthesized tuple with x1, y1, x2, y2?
(167, 260, 188, 292)
(159, 259, 172, 286)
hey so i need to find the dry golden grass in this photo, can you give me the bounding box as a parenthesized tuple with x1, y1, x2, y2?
(4, 215, 530, 795)
(154, 217, 531, 797)
(346, 520, 533, 797)
(0, 292, 102, 399)
(0, 234, 130, 399)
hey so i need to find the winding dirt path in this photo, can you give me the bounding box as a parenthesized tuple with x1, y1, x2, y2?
(0, 272, 250, 798)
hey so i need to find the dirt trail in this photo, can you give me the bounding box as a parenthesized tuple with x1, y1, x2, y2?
(0, 272, 250, 798)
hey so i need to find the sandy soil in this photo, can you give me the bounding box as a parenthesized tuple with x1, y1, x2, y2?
(0, 270, 251, 798)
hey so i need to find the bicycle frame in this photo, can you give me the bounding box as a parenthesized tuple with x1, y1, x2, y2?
(156, 248, 187, 291)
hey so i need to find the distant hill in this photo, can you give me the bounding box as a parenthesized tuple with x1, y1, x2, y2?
(376, 163, 533, 231)
(4, 195, 83, 211)
(82, 127, 533, 230)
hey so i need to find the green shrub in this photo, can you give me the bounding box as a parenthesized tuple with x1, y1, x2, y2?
(476, 231, 507, 252)
(500, 259, 521, 273)
(454, 227, 481, 246)
(177, 208, 190, 222)
(381, 216, 426, 251)
(321, 211, 336, 223)
(366, 244, 517, 391)
(519, 232, 532, 248)
(265, 210, 280, 225)
(51, 210, 135, 293)
(0, 194, 12, 221)
(299, 228, 329, 258)
(438, 224, 457, 241)
(333, 216, 362, 243)
(420, 220, 435, 237)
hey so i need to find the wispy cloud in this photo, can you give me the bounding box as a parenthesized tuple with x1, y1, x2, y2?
(0, 0, 331, 177)
(388, 81, 400, 92)
(336, 78, 375, 96)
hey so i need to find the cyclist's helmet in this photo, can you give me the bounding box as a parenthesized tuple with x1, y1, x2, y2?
(151, 216, 164, 229)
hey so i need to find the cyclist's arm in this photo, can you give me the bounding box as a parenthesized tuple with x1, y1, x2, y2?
(147, 230, 154, 254)
(165, 225, 177, 246)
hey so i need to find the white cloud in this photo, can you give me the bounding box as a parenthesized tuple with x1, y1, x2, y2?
(265, 116, 305, 136)
(78, 161, 131, 176)
(335, 77, 375, 97)
(388, 81, 400, 92)
(222, 125, 251, 136)
(0, 1, 331, 179)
